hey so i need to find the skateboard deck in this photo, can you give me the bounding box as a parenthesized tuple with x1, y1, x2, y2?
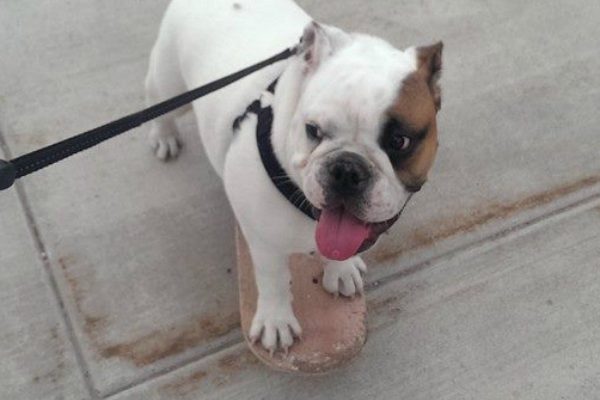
(236, 228, 367, 374)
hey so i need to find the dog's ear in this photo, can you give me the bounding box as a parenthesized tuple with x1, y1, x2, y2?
(415, 41, 443, 111)
(298, 22, 349, 73)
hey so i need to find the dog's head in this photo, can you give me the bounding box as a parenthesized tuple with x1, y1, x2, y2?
(284, 22, 443, 261)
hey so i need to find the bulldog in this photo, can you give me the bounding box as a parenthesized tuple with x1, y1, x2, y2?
(146, 0, 442, 352)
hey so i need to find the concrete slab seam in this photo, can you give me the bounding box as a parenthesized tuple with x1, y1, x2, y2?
(0, 128, 100, 399)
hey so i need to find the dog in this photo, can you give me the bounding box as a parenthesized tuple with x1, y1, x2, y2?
(146, 0, 442, 352)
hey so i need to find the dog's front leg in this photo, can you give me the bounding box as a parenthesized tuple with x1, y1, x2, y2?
(246, 238, 302, 353)
(322, 256, 367, 297)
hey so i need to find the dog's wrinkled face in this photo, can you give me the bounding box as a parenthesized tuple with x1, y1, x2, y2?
(287, 23, 443, 260)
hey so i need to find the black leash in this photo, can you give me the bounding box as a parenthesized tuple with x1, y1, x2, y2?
(0, 46, 297, 191)
(234, 79, 317, 220)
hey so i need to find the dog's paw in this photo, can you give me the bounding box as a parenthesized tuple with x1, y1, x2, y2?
(249, 303, 302, 353)
(148, 127, 181, 161)
(322, 257, 367, 297)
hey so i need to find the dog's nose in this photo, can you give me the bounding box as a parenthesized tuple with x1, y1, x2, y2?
(327, 152, 372, 197)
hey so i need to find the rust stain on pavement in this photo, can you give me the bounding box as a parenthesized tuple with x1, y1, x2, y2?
(58, 255, 240, 367)
(211, 349, 261, 388)
(31, 326, 66, 385)
(159, 370, 208, 396)
(99, 312, 239, 367)
(372, 175, 600, 263)
(158, 348, 260, 395)
(217, 349, 260, 372)
(58, 255, 108, 339)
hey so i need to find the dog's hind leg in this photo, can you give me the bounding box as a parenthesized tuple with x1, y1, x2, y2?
(145, 34, 189, 161)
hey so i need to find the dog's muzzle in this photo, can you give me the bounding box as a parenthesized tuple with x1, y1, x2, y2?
(312, 193, 411, 260)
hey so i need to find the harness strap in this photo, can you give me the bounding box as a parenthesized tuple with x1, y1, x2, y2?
(234, 80, 316, 221)
(0, 46, 297, 191)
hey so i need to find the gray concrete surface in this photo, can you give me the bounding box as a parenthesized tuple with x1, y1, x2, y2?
(1, 0, 599, 399)
(111, 199, 600, 400)
(0, 148, 88, 399)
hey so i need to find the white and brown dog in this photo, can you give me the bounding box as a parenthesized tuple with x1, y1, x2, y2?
(146, 0, 442, 352)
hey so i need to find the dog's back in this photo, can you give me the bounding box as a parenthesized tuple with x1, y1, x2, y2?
(146, 0, 309, 173)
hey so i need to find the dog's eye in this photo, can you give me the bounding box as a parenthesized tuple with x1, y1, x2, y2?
(305, 123, 322, 141)
(391, 134, 411, 152)
(380, 119, 417, 157)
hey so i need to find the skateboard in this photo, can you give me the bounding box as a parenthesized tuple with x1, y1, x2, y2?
(236, 228, 367, 373)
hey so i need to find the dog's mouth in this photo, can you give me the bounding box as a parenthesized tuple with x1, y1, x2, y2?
(312, 204, 404, 261)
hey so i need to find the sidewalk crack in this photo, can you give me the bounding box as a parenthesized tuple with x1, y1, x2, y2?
(0, 128, 100, 399)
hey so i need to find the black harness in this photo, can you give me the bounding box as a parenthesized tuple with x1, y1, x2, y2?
(233, 80, 316, 221)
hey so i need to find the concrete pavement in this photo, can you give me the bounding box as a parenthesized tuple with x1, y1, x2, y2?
(1, 0, 599, 398)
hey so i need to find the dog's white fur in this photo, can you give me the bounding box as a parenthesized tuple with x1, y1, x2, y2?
(147, 0, 420, 351)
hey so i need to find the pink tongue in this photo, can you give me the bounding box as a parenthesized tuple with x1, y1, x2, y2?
(315, 208, 371, 261)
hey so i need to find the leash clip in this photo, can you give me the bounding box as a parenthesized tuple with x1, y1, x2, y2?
(0, 160, 16, 190)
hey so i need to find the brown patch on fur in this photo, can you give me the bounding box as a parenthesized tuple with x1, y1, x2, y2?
(58, 256, 240, 367)
(415, 42, 443, 110)
(390, 72, 439, 187)
(372, 175, 600, 263)
(391, 73, 437, 130)
(387, 41, 443, 187)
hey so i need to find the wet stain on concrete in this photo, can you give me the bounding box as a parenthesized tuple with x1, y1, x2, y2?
(373, 175, 600, 263)
(58, 255, 240, 367)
